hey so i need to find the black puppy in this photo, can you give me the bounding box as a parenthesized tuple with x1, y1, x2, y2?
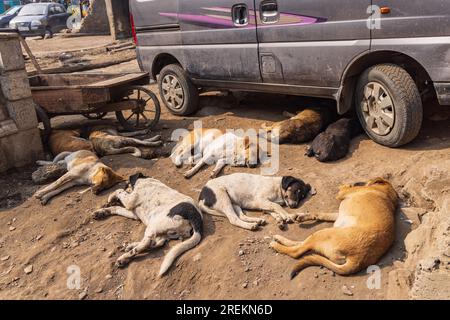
(306, 118, 362, 162)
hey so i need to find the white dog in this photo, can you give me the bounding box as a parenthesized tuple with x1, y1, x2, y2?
(92, 173, 203, 276)
(183, 132, 259, 179)
(198, 173, 311, 230)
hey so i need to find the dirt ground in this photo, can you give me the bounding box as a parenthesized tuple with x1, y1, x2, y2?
(1, 39, 449, 300)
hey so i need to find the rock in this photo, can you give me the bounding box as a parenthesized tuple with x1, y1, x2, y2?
(342, 285, 353, 296)
(32, 163, 67, 185)
(1, 255, 10, 261)
(95, 287, 103, 294)
(253, 280, 259, 286)
(79, 291, 88, 300)
(105, 274, 113, 280)
(314, 273, 319, 278)
(418, 257, 440, 272)
(244, 267, 251, 272)
(36, 235, 43, 241)
(9, 226, 16, 231)
(193, 253, 202, 262)
(238, 250, 245, 256)
(242, 282, 248, 289)
(24, 265, 33, 274)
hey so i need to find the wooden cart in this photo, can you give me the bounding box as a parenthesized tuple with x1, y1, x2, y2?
(29, 72, 161, 140)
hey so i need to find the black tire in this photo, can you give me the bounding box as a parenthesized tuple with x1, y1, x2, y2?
(158, 64, 199, 115)
(355, 64, 423, 147)
(116, 85, 161, 132)
(35, 104, 51, 143)
(42, 28, 53, 39)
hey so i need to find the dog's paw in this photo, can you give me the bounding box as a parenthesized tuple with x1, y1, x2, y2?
(249, 223, 259, 231)
(272, 235, 284, 243)
(124, 243, 138, 252)
(40, 198, 49, 206)
(115, 258, 129, 268)
(183, 172, 193, 179)
(257, 218, 267, 226)
(92, 209, 110, 220)
(269, 241, 281, 251)
(295, 213, 310, 223)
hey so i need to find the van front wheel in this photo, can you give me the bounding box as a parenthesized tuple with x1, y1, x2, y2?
(355, 64, 423, 147)
(158, 64, 199, 116)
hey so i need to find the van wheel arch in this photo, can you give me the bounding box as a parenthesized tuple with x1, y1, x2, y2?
(152, 53, 183, 79)
(337, 51, 434, 115)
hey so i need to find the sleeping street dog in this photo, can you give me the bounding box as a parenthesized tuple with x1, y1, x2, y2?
(270, 178, 398, 279)
(199, 173, 311, 230)
(306, 118, 362, 162)
(35, 150, 124, 205)
(89, 127, 163, 158)
(170, 128, 223, 168)
(49, 129, 94, 156)
(183, 132, 260, 179)
(262, 108, 334, 144)
(92, 173, 203, 276)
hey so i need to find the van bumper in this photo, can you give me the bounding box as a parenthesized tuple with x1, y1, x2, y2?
(434, 83, 450, 106)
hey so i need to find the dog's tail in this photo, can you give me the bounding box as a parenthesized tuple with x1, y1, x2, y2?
(159, 204, 203, 277)
(198, 200, 225, 217)
(290, 254, 357, 279)
(159, 230, 201, 277)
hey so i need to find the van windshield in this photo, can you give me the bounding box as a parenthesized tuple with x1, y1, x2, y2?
(18, 4, 47, 16)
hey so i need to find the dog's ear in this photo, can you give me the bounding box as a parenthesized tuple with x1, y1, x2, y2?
(282, 176, 298, 191)
(129, 172, 146, 188)
(304, 183, 312, 195)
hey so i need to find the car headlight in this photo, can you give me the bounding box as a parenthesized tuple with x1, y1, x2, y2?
(9, 21, 17, 29)
(31, 20, 42, 27)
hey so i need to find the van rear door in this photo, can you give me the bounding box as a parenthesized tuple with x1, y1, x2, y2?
(255, 0, 371, 90)
(178, 0, 261, 82)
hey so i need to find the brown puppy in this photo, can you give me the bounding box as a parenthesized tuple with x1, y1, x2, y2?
(89, 129, 162, 158)
(49, 130, 94, 156)
(270, 178, 398, 278)
(35, 150, 124, 205)
(262, 108, 334, 144)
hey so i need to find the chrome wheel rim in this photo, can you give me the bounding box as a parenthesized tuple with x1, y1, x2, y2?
(161, 75, 184, 110)
(361, 82, 395, 136)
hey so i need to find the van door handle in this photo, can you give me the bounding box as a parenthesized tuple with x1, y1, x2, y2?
(260, 0, 279, 24)
(232, 4, 249, 26)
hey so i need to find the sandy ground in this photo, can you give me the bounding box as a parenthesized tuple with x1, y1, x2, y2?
(1, 38, 449, 300)
(25, 35, 115, 54)
(0, 82, 449, 299)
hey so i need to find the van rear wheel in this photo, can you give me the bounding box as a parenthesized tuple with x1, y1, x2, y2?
(158, 64, 199, 116)
(355, 64, 423, 147)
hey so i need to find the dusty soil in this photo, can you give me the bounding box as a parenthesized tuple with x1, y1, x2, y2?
(0, 83, 449, 300)
(23, 35, 136, 72)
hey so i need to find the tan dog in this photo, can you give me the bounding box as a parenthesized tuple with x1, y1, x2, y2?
(262, 108, 334, 144)
(35, 150, 124, 205)
(49, 130, 94, 156)
(170, 128, 223, 167)
(89, 128, 162, 158)
(270, 178, 398, 278)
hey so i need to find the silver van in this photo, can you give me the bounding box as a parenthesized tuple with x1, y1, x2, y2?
(129, 0, 450, 147)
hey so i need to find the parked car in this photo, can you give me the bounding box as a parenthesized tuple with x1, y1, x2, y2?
(9, 2, 70, 39)
(129, 0, 450, 147)
(0, 5, 22, 28)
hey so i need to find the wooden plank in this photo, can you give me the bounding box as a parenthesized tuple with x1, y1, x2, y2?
(86, 73, 149, 89)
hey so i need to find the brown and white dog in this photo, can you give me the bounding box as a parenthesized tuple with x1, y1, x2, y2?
(270, 178, 398, 278)
(49, 130, 94, 157)
(35, 150, 124, 205)
(170, 128, 223, 167)
(89, 128, 162, 158)
(262, 108, 334, 144)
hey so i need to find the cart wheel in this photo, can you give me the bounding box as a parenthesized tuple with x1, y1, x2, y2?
(82, 112, 108, 120)
(35, 104, 51, 143)
(116, 85, 161, 132)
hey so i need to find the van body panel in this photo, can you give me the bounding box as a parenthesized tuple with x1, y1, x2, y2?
(176, 0, 261, 82)
(255, 0, 371, 86)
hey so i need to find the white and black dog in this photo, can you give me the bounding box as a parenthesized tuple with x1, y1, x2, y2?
(198, 173, 311, 230)
(92, 173, 203, 276)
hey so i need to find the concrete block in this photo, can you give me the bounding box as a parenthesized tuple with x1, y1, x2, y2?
(0, 38, 25, 73)
(0, 69, 32, 101)
(6, 98, 38, 130)
(0, 127, 44, 170)
(0, 119, 18, 138)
